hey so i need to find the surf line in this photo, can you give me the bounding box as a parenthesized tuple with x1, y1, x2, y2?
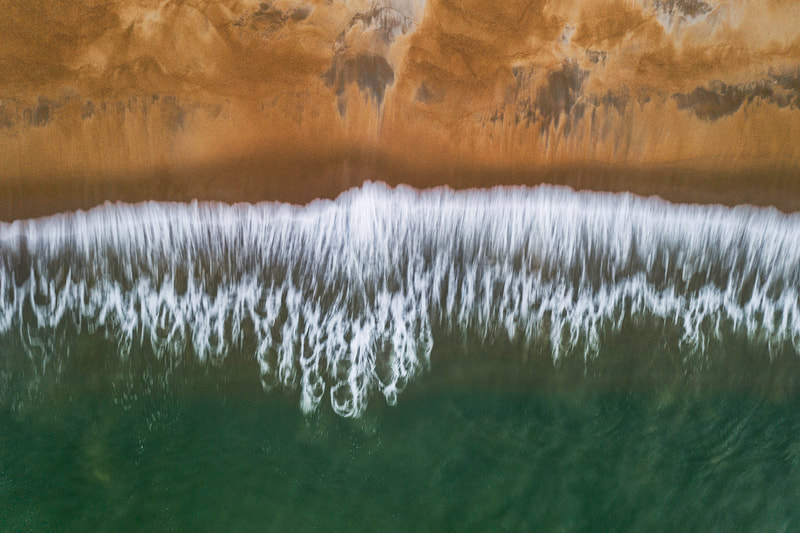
(1, 182, 799, 416)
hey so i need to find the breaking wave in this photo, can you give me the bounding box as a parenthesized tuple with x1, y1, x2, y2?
(2, 182, 800, 416)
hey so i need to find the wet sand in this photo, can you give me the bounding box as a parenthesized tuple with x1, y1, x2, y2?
(2, 154, 799, 221)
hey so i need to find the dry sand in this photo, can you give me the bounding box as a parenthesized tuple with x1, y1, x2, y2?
(1, 0, 799, 219)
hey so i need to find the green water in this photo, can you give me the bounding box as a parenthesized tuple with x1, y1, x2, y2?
(3, 349, 800, 532)
(5, 181, 800, 530)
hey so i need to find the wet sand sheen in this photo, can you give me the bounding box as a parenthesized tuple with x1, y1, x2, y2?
(2, 157, 799, 221)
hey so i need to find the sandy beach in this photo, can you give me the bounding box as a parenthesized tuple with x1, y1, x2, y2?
(2, 0, 799, 219)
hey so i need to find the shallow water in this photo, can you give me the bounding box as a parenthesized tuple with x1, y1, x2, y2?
(3, 361, 800, 532)
(2, 183, 800, 529)
(4, 183, 800, 415)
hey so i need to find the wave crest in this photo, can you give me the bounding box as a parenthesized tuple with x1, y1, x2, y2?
(2, 183, 800, 415)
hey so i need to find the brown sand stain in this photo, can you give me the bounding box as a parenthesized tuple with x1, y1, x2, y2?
(0, 0, 799, 218)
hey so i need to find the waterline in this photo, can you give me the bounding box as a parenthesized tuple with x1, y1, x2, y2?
(2, 182, 799, 415)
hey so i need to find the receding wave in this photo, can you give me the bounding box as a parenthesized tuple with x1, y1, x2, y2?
(1, 182, 800, 415)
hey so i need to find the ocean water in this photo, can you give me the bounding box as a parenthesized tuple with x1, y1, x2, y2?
(2, 183, 800, 530)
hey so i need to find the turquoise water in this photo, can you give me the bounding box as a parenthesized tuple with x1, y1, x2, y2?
(3, 184, 800, 530)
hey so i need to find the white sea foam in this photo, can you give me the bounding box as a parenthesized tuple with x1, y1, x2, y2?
(1, 182, 800, 415)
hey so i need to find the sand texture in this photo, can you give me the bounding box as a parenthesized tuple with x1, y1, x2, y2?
(1, 0, 799, 218)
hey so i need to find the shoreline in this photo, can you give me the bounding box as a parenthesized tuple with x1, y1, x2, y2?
(3, 0, 800, 222)
(3, 154, 799, 221)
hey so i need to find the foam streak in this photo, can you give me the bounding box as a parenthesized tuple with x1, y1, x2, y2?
(2, 183, 799, 415)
